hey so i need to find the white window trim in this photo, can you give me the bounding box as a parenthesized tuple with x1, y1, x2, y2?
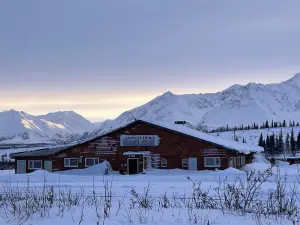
(204, 157, 221, 168)
(64, 158, 79, 168)
(241, 156, 246, 166)
(182, 159, 188, 168)
(85, 158, 99, 167)
(28, 160, 42, 170)
(161, 158, 167, 168)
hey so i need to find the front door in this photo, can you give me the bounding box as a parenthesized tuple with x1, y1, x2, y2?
(44, 160, 52, 172)
(17, 160, 26, 174)
(127, 158, 138, 174)
(188, 158, 198, 171)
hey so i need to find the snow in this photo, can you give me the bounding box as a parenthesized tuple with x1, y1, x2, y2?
(147, 120, 263, 154)
(56, 160, 116, 176)
(211, 126, 300, 146)
(0, 110, 95, 144)
(241, 154, 272, 173)
(0, 162, 298, 224)
(94, 74, 300, 133)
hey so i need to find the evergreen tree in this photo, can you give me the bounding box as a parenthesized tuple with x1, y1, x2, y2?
(277, 129, 284, 154)
(291, 128, 296, 155)
(293, 121, 295, 127)
(269, 134, 276, 155)
(285, 133, 290, 153)
(265, 120, 269, 129)
(271, 120, 274, 128)
(283, 120, 286, 127)
(242, 137, 246, 143)
(265, 135, 270, 154)
(297, 132, 300, 153)
(296, 122, 300, 127)
(258, 133, 264, 147)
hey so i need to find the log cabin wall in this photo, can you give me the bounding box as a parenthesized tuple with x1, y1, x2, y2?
(45, 121, 249, 172)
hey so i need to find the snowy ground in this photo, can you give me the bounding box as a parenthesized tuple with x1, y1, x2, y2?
(211, 126, 300, 146)
(0, 158, 299, 224)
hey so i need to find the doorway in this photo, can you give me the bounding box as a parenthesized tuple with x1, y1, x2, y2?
(127, 158, 139, 174)
(44, 160, 52, 172)
(188, 158, 198, 171)
(17, 160, 26, 174)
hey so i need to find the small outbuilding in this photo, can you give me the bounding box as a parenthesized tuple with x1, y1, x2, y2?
(11, 120, 263, 174)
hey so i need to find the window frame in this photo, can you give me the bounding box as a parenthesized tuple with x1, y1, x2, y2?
(28, 160, 42, 170)
(64, 158, 79, 168)
(85, 158, 100, 167)
(237, 156, 240, 166)
(182, 159, 188, 168)
(241, 156, 246, 165)
(204, 157, 221, 168)
(161, 158, 167, 168)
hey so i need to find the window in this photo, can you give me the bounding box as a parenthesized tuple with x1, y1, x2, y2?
(241, 156, 246, 165)
(85, 158, 100, 167)
(237, 156, 240, 166)
(28, 160, 42, 170)
(64, 158, 78, 168)
(229, 157, 233, 167)
(204, 157, 220, 167)
(161, 158, 167, 168)
(182, 159, 188, 168)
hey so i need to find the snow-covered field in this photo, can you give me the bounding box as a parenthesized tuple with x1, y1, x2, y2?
(0, 158, 299, 225)
(211, 126, 300, 146)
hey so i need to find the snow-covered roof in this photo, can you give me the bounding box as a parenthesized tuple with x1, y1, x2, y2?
(90, 119, 263, 154)
(141, 120, 263, 154)
(11, 119, 263, 158)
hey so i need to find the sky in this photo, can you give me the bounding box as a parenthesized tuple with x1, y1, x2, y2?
(1, 0, 300, 122)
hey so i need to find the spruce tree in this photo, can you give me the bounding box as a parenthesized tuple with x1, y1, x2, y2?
(291, 128, 296, 155)
(242, 137, 246, 143)
(265, 135, 270, 154)
(278, 129, 284, 154)
(265, 120, 269, 129)
(297, 132, 300, 153)
(258, 133, 264, 147)
(283, 120, 286, 127)
(269, 134, 276, 155)
(271, 120, 274, 128)
(285, 133, 290, 154)
(296, 122, 300, 127)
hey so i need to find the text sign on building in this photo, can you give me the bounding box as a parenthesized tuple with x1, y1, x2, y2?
(120, 135, 160, 146)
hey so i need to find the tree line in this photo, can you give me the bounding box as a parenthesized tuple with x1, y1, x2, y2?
(258, 129, 300, 156)
(209, 119, 300, 133)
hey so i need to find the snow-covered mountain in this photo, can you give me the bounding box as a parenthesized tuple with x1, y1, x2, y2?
(95, 73, 300, 135)
(2, 73, 300, 144)
(0, 110, 95, 144)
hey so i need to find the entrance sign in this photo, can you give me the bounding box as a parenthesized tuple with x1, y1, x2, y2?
(120, 135, 160, 146)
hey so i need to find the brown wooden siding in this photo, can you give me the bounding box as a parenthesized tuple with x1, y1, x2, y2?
(14, 121, 251, 173)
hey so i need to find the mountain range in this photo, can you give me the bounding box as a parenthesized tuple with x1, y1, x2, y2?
(1, 73, 300, 144)
(0, 110, 95, 144)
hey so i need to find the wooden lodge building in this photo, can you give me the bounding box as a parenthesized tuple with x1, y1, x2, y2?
(11, 120, 263, 174)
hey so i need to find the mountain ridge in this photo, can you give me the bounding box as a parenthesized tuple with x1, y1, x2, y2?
(1, 73, 300, 144)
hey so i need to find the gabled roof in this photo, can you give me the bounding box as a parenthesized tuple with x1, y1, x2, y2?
(11, 119, 263, 158)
